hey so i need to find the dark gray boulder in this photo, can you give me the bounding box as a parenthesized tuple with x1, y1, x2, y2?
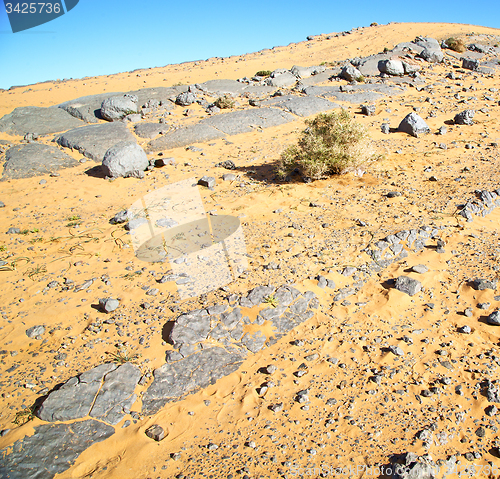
(398, 112, 430, 137)
(395, 276, 422, 296)
(58, 92, 123, 123)
(101, 94, 138, 121)
(340, 64, 363, 81)
(487, 311, 500, 326)
(142, 346, 246, 414)
(462, 58, 480, 71)
(2, 143, 78, 179)
(0, 420, 114, 479)
(147, 123, 224, 151)
(56, 122, 136, 161)
(36, 362, 140, 425)
(102, 141, 149, 178)
(201, 108, 294, 135)
(175, 91, 197, 106)
(454, 110, 475, 125)
(89, 362, 141, 425)
(0, 106, 84, 136)
(378, 59, 405, 76)
(416, 37, 443, 62)
(134, 123, 170, 139)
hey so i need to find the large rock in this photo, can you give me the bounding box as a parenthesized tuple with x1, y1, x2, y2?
(101, 94, 139, 121)
(201, 108, 294, 135)
(56, 122, 136, 161)
(415, 37, 443, 62)
(378, 59, 405, 76)
(58, 92, 123, 123)
(2, 143, 78, 179)
(147, 123, 224, 151)
(0, 420, 114, 479)
(36, 362, 140, 425)
(340, 64, 363, 81)
(0, 106, 84, 136)
(391, 452, 439, 479)
(398, 112, 430, 137)
(142, 346, 247, 415)
(102, 141, 149, 178)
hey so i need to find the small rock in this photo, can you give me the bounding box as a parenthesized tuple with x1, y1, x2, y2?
(99, 298, 120, 313)
(389, 345, 404, 356)
(361, 104, 376, 116)
(395, 276, 422, 296)
(198, 176, 216, 188)
(411, 265, 428, 274)
(398, 112, 430, 137)
(454, 110, 475, 126)
(487, 311, 500, 326)
(26, 325, 45, 339)
(462, 58, 479, 71)
(145, 425, 165, 441)
(381, 123, 390, 134)
(458, 325, 472, 334)
(6, 227, 21, 234)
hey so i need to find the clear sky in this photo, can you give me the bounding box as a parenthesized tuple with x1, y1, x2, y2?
(0, 0, 499, 90)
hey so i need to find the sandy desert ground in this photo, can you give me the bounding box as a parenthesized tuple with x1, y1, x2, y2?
(1, 21, 500, 479)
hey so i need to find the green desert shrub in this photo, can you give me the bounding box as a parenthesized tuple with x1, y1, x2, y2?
(277, 110, 378, 180)
(445, 37, 466, 53)
(214, 95, 235, 109)
(255, 70, 272, 77)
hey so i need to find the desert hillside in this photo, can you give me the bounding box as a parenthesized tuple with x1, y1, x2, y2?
(1, 21, 500, 479)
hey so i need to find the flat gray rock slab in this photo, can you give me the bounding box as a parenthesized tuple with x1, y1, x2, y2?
(0, 419, 114, 479)
(242, 85, 277, 98)
(261, 95, 340, 116)
(195, 80, 247, 96)
(126, 86, 187, 107)
(299, 68, 340, 85)
(201, 108, 294, 135)
(56, 122, 136, 161)
(142, 346, 246, 414)
(36, 362, 140, 425)
(134, 123, 170, 139)
(147, 123, 224, 151)
(0, 106, 84, 136)
(58, 92, 123, 123)
(2, 143, 78, 179)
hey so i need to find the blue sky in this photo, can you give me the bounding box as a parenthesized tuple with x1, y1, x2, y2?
(0, 0, 499, 90)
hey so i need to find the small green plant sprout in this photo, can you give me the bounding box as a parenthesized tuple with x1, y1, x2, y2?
(0, 245, 6, 252)
(255, 70, 272, 77)
(66, 215, 82, 227)
(214, 95, 235, 109)
(25, 264, 47, 280)
(107, 346, 139, 364)
(444, 37, 466, 53)
(277, 110, 379, 181)
(13, 404, 37, 426)
(264, 294, 279, 308)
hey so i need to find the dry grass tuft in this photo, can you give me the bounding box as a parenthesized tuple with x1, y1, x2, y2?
(277, 110, 380, 181)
